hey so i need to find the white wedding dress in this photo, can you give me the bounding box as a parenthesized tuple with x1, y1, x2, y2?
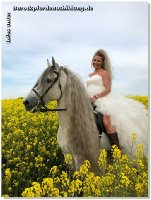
(86, 75, 148, 155)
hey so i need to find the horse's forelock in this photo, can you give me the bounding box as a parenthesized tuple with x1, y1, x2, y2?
(39, 66, 52, 87)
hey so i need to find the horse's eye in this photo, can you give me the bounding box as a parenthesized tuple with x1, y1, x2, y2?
(46, 78, 52, 84)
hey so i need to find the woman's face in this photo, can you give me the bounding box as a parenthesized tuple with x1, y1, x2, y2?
(92, 55, 103, 69)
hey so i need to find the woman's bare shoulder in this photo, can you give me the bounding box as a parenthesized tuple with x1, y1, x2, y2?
(99, 69, 110, 77)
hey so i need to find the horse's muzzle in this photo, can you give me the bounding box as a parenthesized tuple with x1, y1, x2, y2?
(23, 96, 38, 112)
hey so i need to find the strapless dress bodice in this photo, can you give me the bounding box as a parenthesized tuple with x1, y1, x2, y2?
(86, 75, 105, 97)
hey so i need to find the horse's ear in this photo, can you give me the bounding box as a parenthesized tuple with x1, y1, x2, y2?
(47, 59, 51, 67)
(52, 57, 56, 67)
(52, 56, 59, 70)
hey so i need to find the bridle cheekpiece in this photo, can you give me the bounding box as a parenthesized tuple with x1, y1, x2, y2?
(32, 69, 67, 112)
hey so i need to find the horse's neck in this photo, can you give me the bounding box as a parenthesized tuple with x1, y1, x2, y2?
(57, 92, 68, 126)
(57, 93, 67, 110)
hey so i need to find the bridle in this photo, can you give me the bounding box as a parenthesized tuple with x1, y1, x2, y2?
(32, 70, 67, 112)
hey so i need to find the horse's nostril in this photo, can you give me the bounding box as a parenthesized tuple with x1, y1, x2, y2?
(23, 100, 30, 106)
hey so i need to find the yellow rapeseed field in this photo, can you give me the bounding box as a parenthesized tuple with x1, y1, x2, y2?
(2, 96, 148, 197)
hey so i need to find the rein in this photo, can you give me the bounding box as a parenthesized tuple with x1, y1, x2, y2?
(33, 105, 67, 113)
(32, 70, 67, 113)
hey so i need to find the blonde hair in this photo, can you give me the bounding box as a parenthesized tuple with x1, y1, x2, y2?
(93, 49, 112, 78)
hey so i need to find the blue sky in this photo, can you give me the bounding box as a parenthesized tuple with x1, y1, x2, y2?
(1, 1, 148, 98)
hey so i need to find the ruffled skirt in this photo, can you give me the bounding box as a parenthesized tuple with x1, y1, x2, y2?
(94, 94, 148, 155)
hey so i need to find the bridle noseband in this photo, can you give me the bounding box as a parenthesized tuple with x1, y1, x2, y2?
(32, 70, 67, 112)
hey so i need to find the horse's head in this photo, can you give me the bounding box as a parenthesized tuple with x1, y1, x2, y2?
(23, 57, 64, 112)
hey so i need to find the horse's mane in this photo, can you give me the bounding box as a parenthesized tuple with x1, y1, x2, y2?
(62, 67, 100, 171)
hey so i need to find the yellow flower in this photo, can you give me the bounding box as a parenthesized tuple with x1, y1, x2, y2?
(60, 171, 70, 187)
(98, 149, 107, 170)
(42, 178, 53, 194)
(51, 187, 60, 197)
(60, 191, 68, 197)
(120, 173, 131, 187)
(73, 179, 83, 194)
(50, 166, 58, 176)
(137, 159, 144, 168)
(79, 160, 91, 176)
(103, 173, 115, 186)
(120, 154, 129, 164)
(112, 145, 121, 160)
(136, 144, 144, 156)
(42, 178, 60, 197)
(131, 132, 137, 141)
(5, 168, 11, 179)
(65, 154, 73, 165)
(135, 183, 145, 196)
(26, 144, 31, 150)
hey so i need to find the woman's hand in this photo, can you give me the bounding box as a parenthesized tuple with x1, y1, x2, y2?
(90, 96, 97, 103)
